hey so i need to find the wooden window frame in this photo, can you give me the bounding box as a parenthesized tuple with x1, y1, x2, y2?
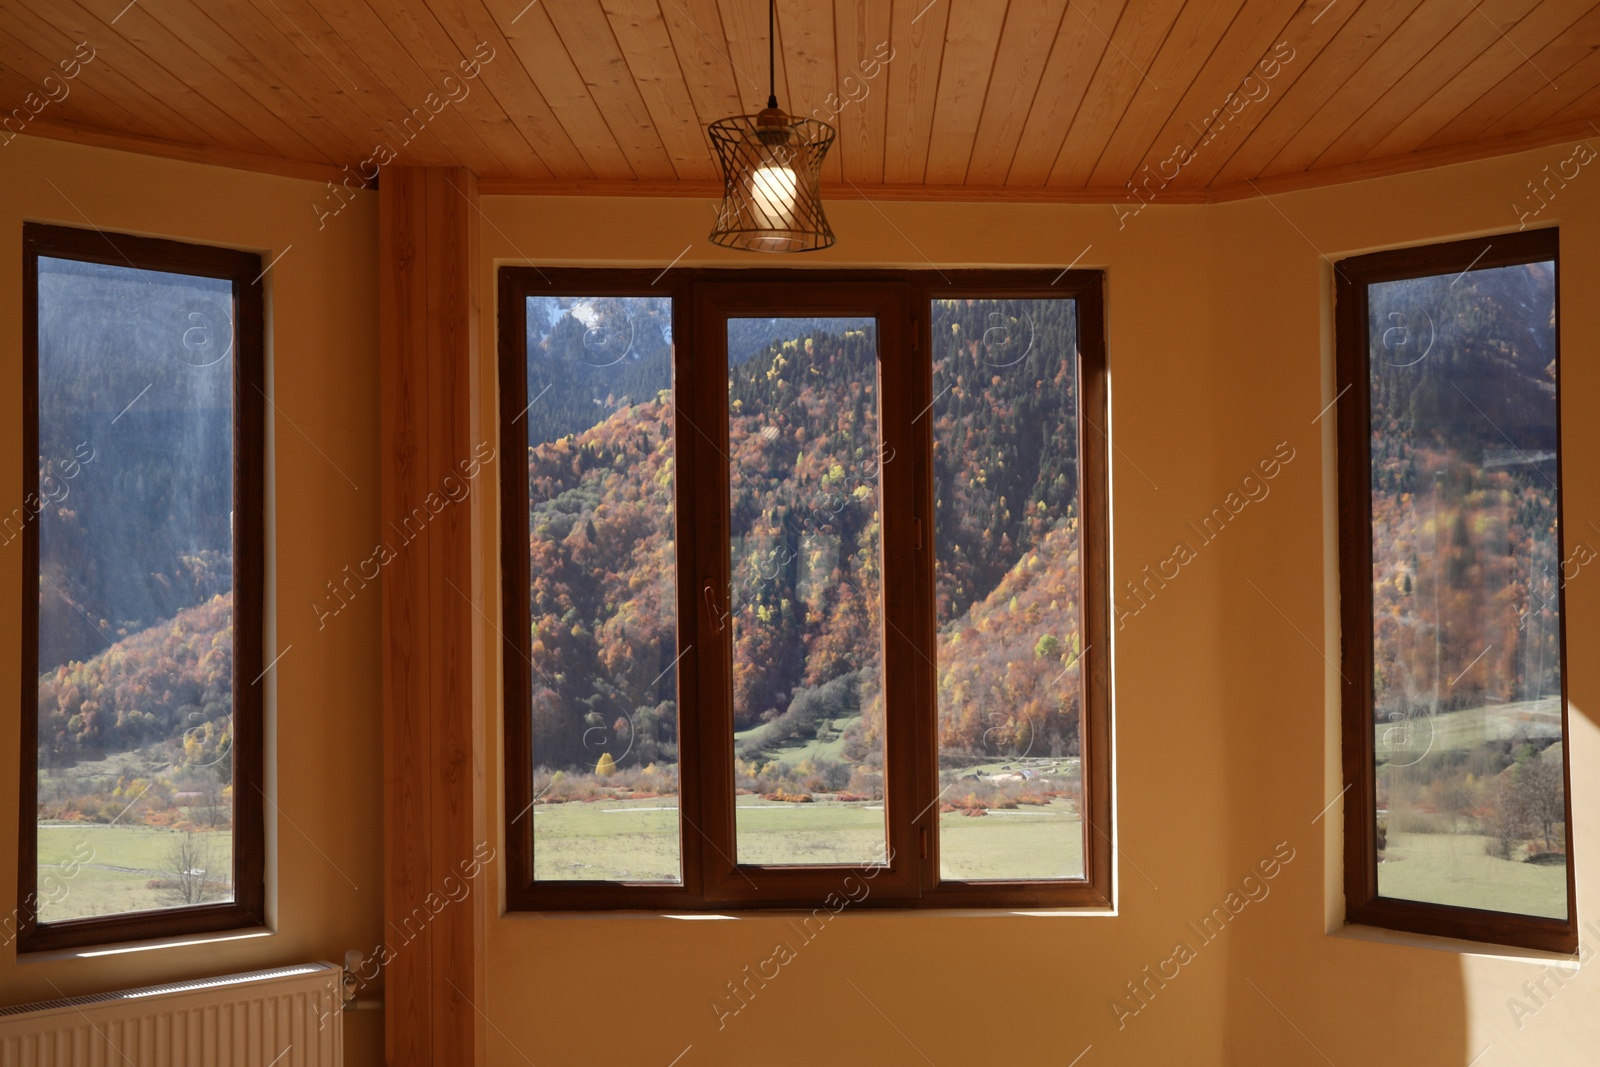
(1335, 228, 1577, 953)
(17, 222, 267, 952)
(500, 267, 1111, 912)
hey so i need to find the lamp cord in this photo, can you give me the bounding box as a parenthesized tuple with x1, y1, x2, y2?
(767, 0, 778, 110)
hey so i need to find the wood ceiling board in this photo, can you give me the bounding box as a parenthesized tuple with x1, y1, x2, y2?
(720, 0, 795, 115)
(8, 0, 1600, 195)
(774, 0, 840, 181)
(325, 0, 536, 173)
(122, 0, 354, 164)
(479, 172, 1205, 199)
(1310, 0, 1545, 169)
(1001, 0, 1122, 186)
(543, 0, 678, 178)
(656, 0, 746, 126)
(403, 0, 576, 180)
(499, 2, 637, 177)
(1202, 0, 1426, 186)
(0, 23, 170, 141)
(1088, 0, 1299, 189)
(923, 0, 1008, 184)
(879, 0, 950, 182)
(960, 0, 1069, 186)
(225, 0, 476, 168)
(218, 0, 469, 169)
(599, 0, 715, 180)
(1157, 0, 1364, 187)
(1043, 0, 1186, 187)
(829, 0, 893, 184)
(1074, 0, 1253, 189)
(1261, 0, 1483, 175)
(4, 0, 231, 145)
(226, 0, 458, 162)
(41, 0, 285, 155)
(1483, 44, 1600, 134)
(1206, 111, 1600, 199)
(1419, 3, 1600, 148)
(1361, 0, 1596, 159)
(1548, 79, 1600, 126)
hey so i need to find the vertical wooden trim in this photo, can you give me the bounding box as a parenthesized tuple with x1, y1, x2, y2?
(1075, 273, 1114, 909)
(17, 227, 42, 949)
(1335, 249, 1376, 922)
(497, 266, 534, 903)
(231, 241, 268, 928)
(381, 167, 481, 1067)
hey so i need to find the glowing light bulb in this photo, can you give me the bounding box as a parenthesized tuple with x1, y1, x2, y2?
(748, 162, 798, 224)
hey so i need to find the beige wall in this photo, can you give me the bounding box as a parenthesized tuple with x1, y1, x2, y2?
(0, 131, 1594, 1067)
(0, 136, 385, 1066)
(478, 145, 1598, 1066)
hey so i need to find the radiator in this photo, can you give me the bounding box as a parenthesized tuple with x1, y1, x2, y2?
(0, 962, 342, 1066)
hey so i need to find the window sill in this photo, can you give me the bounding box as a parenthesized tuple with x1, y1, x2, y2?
(18, 925, 275, 963)
(1330, 921, 1582, 966)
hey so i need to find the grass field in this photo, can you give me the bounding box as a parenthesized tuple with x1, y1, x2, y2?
(1375, 697, 1562, 765)
(530, 795, 1083, 882)
(35, 824, 234, 922)
(733, 716, 859, 764)
(1379, 831, 1565, 918)
(939, 801, 1084, 881)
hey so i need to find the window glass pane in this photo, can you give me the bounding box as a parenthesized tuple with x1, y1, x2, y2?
(933, 299, 1086, 881)
(728, 317, 888, 866)
(522, 295, 681, 882)
(1368, 260, 1567, 918)
(35, 257, 236, 920)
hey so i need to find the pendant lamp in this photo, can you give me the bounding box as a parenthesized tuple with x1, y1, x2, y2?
(708, 0, 836, 252)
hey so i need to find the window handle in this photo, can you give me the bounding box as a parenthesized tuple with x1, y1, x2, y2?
(704, 580, 726, 632)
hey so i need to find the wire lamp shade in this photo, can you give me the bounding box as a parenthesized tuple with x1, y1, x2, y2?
(708, 110, 836, 253)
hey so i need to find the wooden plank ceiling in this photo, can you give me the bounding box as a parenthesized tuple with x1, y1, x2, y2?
(1, 0, 1598, 199)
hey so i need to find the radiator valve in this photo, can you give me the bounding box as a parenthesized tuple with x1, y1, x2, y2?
(342, 949, 364, 1009)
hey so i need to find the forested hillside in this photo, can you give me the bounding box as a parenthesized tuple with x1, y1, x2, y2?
(1367, 261, 1560, 720)
(930, 299, 1084, 761)
(517, 296, 1089, 793)
(37, 593, 235, 767)
(36, 259, 234, 673)
(39, 290, 1093, 822)
(35, 257, 239, 833)
(1366, 259, 1569, 912)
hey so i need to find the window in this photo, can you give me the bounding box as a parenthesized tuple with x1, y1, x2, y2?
(500, 269, 1110, 910)
(17, 224, 265, 951)
(1336, 229, 1576, 952)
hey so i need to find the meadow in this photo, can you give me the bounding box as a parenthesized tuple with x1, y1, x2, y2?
(35, 824, 234, 922)
(1373, 698, 1567, 917)
(1378, 832, 1565, 918)
(530, 793, 1083, 884)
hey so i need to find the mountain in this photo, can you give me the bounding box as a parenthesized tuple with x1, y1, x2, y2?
(1366, 261, 1561, 719)
(517, 298, 1089, 774)
(35, 257, 235, 673)
(38, 294, 1095, 784)
(37, 592, 235, 770)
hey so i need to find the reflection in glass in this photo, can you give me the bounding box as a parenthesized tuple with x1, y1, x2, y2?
(35, 258, 237, 920)
(1368, 261, 1567, 918)
(932, 299, 1086, 881)
(522, 295, 681, 882)
(727, 317, 888, 866)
